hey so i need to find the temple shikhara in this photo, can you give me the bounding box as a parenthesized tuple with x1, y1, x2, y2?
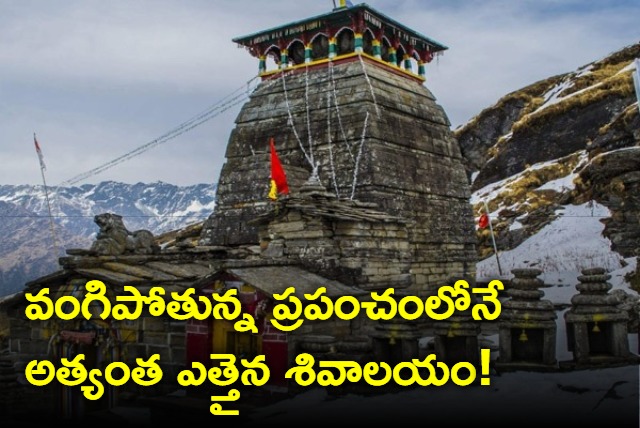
(1, 1, 637, 423)
(200, 1, 477, 294)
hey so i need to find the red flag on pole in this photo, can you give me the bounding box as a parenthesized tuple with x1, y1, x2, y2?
(34, 134, 46, 171)
(268, 138, 289, 200)
(478, 212, 489, 229)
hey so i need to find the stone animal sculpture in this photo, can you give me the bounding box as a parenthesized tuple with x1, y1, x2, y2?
(89, 213, 160, 255)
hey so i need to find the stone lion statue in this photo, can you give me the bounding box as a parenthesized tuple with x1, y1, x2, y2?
(89, 213, 160, 256)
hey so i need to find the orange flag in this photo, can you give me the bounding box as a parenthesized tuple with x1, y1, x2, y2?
(268, 138, 289, 200)
(478, 213, 489, 229)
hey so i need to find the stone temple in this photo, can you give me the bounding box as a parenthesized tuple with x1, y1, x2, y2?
(200, 1, 478, 298)
(0, 2, 484, 421)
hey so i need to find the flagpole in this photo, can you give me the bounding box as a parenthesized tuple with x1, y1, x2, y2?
(34, 133, 60, 257)
(633, 58, 640, 115)
(483, 200, 503, 276)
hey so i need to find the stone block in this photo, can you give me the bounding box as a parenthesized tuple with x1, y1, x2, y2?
(142, 316, 166, 332)
(169, 333, 186, 347)
(170, 347, 186, 363)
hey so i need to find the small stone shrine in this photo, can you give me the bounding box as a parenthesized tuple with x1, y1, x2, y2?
(433, 284, 481, 366)
(497, 268, 557, 370)
(564, 267, 635, 367)
(371, 318, 422, 365)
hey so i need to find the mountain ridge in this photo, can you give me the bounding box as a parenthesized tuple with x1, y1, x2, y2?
(0, 180, 216, 296)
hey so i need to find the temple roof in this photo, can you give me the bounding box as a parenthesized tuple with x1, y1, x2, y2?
(218, 265, 367, 299)
(233, 2, 447, 54)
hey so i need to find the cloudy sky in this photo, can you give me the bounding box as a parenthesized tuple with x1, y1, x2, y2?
(2, 0, 639, 187)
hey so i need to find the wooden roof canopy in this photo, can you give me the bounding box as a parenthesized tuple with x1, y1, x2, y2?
(232, 2, 448, 64)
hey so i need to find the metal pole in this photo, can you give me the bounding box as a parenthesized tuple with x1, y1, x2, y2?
(633, 58, 640, 115)
(483, 200, 503, 276)
(35, 133, 61, 257)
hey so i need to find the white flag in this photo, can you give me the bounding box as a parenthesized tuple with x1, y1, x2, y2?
(34, 134, 46, 170)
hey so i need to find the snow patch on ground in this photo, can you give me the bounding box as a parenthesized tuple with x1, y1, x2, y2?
(477, 201, 624, 277)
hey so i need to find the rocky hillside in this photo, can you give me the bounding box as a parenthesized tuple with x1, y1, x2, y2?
(0, 201, 87, 298)
(456, 41, 639, 292)
(0, 181, 216, 296)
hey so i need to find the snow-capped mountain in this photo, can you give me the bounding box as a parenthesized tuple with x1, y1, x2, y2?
(0, 181, 216, 236)
(455, 42, 639, 299)
(0, 181, 216, 296)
